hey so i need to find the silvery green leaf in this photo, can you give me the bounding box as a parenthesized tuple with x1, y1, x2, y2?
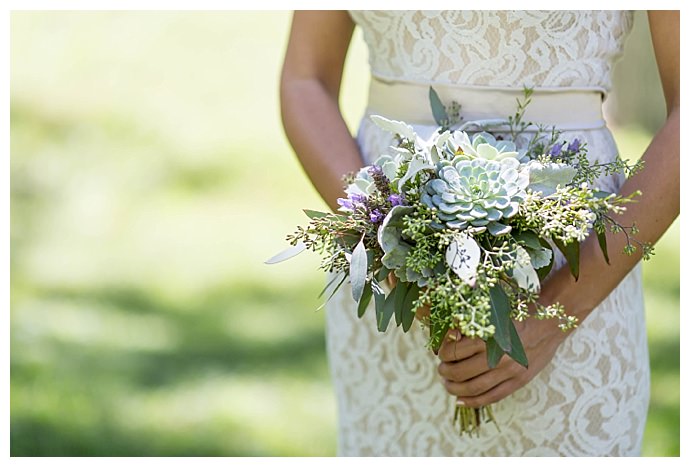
(381, 160, 399, 181)
(526, 161, 577, 196)
(528, 246, 552, 269)
(429, 145, 441, 164)
(446, 235, 480, 285)
(514, 231, 552, 269)
(370, 115, 417, 141)
(434, 130, 452, 148)
(378, 206, 414, 270)
(511, 245, 540, 292)
(429, 86, 449, 127)
(264, 242, 307, 264)
(350, 238, 368, 302)
(397, 158, 432, 191)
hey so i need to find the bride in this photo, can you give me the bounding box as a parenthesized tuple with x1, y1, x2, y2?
(279, 11, 678, 456)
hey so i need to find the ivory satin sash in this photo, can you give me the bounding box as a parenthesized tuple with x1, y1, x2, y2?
(366, 76, 607, 131)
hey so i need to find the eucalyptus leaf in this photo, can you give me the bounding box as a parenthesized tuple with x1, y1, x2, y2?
(486, 337, 505, 369)
(596, 228, 610, 265)
(350, 238, 368, 302)
(303, 209, 329, 219)
(379, 287, 397, 332)
(592, 190, 614, 199)
(318, 273, 344, 299)
(393, 280, 409, 326)
(513, 231, 542, 251)
(401, 283, 420, 332)
(264, 242, 307, 265)
(488, 284, 512, 353)
(357, 282, 373, 318)
(429, 86, 449, 128)
(375, 266, 392, 283)
(553, 238, 580, 280)
(507, 320, 529, 368)
(316, 273, 348, 311)
(372, 281, 386, 326)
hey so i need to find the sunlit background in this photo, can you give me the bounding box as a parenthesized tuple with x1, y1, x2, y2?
(10, 11, 679, 456)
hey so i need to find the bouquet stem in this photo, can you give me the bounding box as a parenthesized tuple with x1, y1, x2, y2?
(453, 403, 499, 437)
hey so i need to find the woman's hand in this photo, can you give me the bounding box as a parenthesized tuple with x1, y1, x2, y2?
(436, 316, 569, 408)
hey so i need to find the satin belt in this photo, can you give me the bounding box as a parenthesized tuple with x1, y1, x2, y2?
(366, 77, 607, 131)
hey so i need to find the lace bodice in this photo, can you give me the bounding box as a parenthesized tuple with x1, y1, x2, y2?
(349, 10, 633, 93)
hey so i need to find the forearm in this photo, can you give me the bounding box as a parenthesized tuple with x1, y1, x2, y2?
(281, 78, 365, 212)
(542, 108, 679, 322)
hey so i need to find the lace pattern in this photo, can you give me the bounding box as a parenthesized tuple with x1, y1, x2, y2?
(348, 11, 633, 93)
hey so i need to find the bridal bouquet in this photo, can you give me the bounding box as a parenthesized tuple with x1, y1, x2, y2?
(267, 88, 650, 436)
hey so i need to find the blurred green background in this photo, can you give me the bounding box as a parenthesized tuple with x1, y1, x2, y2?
(10, 11, 679, 456)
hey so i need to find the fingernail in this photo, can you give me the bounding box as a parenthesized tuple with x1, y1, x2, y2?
(456, 399, 465, 406)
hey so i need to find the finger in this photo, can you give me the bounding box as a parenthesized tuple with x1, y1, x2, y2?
(455, 378, 523, 408)
(442, 364, 515, 399)
(438, 332, 484, 363)
(437, 352, 492, 383)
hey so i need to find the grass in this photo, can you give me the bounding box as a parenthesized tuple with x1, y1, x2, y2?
(10, 12, 679, 456)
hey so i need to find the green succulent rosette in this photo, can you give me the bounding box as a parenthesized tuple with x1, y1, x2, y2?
(421, 157, 529, 236)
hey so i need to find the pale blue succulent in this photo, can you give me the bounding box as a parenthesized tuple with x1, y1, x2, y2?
(421, 157, 529, 236)
(448, 131, 525, 162)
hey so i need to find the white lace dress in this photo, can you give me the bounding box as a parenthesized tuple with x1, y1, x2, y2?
(325, 11, 649, 456)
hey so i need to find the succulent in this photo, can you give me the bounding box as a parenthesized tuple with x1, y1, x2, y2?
(448, 131, 524, 162)
(421, 157, 529, 236)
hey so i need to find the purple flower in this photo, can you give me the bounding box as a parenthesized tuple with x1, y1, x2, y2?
(370, 209, 385, 224)
(549, 143, 564, 156)
(368, 165, 384, 177)
(336, 198, 353, 210)
(349, 193, 367, 205)
(337, 192, 368, 211)
(567, 139, 581, 153)
(388, 194, 405, 207)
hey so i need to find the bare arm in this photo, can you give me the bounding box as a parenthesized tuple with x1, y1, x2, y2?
(280, 11, 365, 212)
(540, 9, 679, 321)
(437, 10, 680, 408)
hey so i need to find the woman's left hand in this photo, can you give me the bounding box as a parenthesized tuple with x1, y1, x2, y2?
(436, 316, 569, 408)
